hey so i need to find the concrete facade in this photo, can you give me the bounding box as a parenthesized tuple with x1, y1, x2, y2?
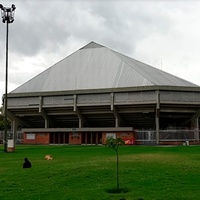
(23, 129, 135, 145)
(2, 42, 200, 145)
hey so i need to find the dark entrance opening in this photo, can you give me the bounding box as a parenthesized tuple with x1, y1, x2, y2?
(50, 132, 69, 144)
(81, 132, 102, 145)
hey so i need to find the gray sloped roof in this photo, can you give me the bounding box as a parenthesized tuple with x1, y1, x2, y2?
(11, 41, 198, 94)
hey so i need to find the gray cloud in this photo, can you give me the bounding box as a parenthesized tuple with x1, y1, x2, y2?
(9, 1, 71, 56)
(0, 0, 200, 98)
(2, 1, 173, 58)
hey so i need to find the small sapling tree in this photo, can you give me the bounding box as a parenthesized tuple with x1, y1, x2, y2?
(105, 136, 125, 192)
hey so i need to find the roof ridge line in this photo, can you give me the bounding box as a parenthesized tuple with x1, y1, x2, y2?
(110, 49, 154, 85)
(80, 41, 105, 50)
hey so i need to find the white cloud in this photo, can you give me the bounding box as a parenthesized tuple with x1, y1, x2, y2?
(134, 1, 200, 85)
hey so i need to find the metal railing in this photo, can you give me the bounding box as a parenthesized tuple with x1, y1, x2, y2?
(135, 129, 200, 144)
(135, 130, 156, 144)
(0, 130, 23, 144)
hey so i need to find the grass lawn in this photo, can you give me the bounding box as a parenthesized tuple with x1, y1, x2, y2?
(0, 145, 200, 200)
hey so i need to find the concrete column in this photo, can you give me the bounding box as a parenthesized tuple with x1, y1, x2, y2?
(115, 117, 119, 128)
(156, 116, 159, 144)
(74, 95, 85, 128)
(45, 119, 49, 129)
(39, 96, 42, 113)
(156, 91, 160, 144)
(111, 93, 120, 127)
(194, 117, 199, 142)
(39, 96, 49, 128)
(11, 120, 18, 145)
(79, 118, 83, 128)
(110, 92, 114, 111)
(73, 94, 77, 112)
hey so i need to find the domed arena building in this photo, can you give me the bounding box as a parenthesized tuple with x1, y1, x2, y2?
(3, 42, 200, 145)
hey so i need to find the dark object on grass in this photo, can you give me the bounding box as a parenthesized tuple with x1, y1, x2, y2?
(106, 187, 129, 194)
(23, 158, 32, 168)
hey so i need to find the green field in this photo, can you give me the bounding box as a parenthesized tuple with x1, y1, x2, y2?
(0, 145, 199, 200)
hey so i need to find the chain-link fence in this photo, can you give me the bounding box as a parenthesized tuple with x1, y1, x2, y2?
(135, 130, 156, 144)
(0, 130, 23, 144)
(135, 129, 199, 144)
(159, 130, 196, 140)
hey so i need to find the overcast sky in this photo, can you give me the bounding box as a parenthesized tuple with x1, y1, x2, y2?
(1, 0, 200, 98)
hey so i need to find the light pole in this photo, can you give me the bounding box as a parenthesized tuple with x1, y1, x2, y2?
(0, 4, 16, 152)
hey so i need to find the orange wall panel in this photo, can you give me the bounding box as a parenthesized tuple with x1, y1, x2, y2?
(69, 132, 81, 145)
(102, 131, 135, 144)
(35, 133, 49, 144)
(24, 133, 49, 144)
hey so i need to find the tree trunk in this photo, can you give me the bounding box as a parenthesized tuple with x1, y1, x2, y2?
(116, 151, 119, 191)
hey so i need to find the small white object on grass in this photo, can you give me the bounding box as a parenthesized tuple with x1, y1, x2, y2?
(44, 155, 53, 160)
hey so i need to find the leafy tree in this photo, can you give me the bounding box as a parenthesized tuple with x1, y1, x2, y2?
(105, 136, 125, 192)
(0, 116, 4, 130)
(0, 115, 11, 130)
